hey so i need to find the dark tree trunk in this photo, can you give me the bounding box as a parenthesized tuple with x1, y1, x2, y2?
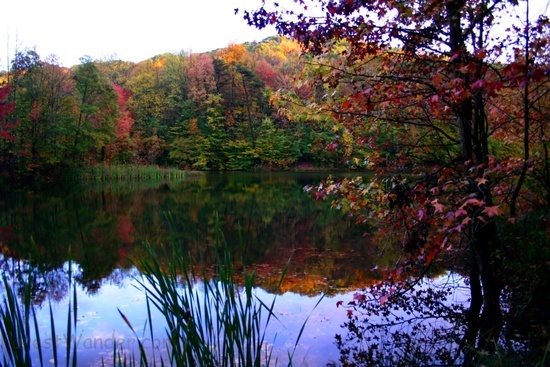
(447, 0, 503, 361)
(473, 220, 503, 351)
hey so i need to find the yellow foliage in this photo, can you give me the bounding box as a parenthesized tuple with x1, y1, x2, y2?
(218, 43, 247, 64)
(259, 36, 301, 63)
(153, 58, 166, 68)
(279, 37, 301, 55)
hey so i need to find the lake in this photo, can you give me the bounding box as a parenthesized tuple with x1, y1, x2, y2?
(0, 172, 399, 366)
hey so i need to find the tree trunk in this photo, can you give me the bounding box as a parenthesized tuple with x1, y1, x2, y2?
(447, 0, 474, 161)
(241, 78, 256, 149)
(474, 220, 503, 352)
(447, 0, 504, 360)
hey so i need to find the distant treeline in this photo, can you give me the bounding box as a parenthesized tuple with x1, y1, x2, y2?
(0, 36, 346, 182)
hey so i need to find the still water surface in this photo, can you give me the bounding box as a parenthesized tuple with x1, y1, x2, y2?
(0, 172, 394, 365)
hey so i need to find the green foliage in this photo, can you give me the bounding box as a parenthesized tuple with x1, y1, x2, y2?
(224, 139, 257, 170)
(126, 61, 167, 138)
(256, 118, 301, 168)
(71, 57, 119, 163)
(8, 52, 75, 177)
(168, 125, 201, 168)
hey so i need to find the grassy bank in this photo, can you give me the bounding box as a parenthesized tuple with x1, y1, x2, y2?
(69, 164, 192, 182)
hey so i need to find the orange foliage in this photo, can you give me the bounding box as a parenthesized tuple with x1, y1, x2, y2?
(218, 43, 247, 64)
(153, 57, 166, 68)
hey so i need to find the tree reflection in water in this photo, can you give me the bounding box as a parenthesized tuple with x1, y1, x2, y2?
(0, 172, 387, 303)
(335, 273, 471, 366)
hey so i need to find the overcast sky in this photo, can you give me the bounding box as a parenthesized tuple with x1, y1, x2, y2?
(2, 0, 549, 70)
(0, 0, 276, 69)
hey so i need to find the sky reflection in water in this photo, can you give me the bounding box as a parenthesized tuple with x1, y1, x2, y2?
(26, 269, 346, 366)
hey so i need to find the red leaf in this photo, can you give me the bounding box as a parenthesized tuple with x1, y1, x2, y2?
(471, 78, 486, 92)
(482, 205, 501, 217)
(455, 209, 468, 217)
(426, 247, 439, 264)
(460, 198, 484, 209)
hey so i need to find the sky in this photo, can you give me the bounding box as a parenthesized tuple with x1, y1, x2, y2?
(2, 0, 549, 70)
(0, 0, 276, 69)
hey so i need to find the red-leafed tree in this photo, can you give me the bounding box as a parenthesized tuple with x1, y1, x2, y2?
(113, 84, 133, 139)
(188, 53, 216, 104)
(0, 84, 17, 174)
(103, 84, 135, 164)
(0, 85, 15, 141)
(244, 0, 549, 364)
(254, 59, 278, 89)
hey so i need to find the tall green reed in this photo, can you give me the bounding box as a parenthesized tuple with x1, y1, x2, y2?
(121, 216, 298, 366)
(0, 259, 78, 367)
(69, 164, 189, 182)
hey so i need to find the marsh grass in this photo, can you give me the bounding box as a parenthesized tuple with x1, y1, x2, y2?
(0, 260, 78, 367)
(70, 164, 189, 182)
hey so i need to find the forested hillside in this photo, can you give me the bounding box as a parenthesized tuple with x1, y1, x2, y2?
(0, 37, 346, 182)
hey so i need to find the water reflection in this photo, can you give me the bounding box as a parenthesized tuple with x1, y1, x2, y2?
(0, 262, 350, 366)
(0, 256, 466, 367)
(0, 172, 404, 365)
(0, 172, 397, 301)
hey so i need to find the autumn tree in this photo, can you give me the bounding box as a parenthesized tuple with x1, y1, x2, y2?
(104, 83, 135, 164)
(183, 53, 217, 138)
(0, 84, 16, 175)
(245, 0, 550, 364)
(14, 55, 75, 170)
(96, 58, 137, 163)
(0, 51, 77, 178)
(127, 53, 194, 165)
(255, 36, 310, 97)
(169, 53, 220, 168)
(215, 44, 268, 148)
(71, 56, 118, 164)
(96, 59, 136, 87)
(126, 58, 168, 164)
(188, 53, 217, 106)
(0, 50, 42, 176)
